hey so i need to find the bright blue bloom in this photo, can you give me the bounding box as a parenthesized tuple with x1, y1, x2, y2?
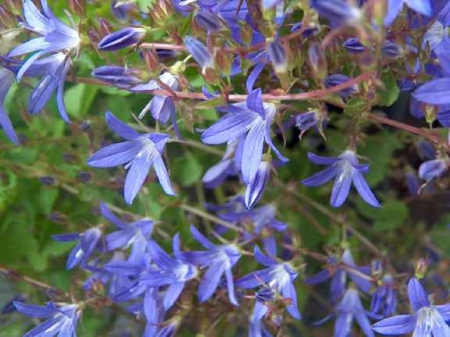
(385, 0, 432, 26)
(305, 249, 371, 303)
(373, 277, 450, 336)
(202, 139, 239, 188)
(413, 78, 450, 105)
(419, 157, 449, 182)
(202, 89, 288, 184)
(245, 160, 271, 209)
(140, 234, 197, 310)
(195, 11, 224, 32)
(8, 0, 80, 81)
(98, 27, 146, 51)
(310, 0, 362, 28)
(132, 72, 179, 125)
(52, 227, 102, 270)
(317, 288, 374, 337)
(236, 246, 301, 320)
(99, 202, 154, 260)
(371, 274, 397, 318)
(302, 151, 380, 208)
(181, 225, 241, 305)
(0, 68, 19, 144)
(87, 112, 175, 204)
(184, 36, 214, 70)
(14, 301, 80, 337)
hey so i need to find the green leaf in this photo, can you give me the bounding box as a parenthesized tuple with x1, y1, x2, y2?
(377, 71, 400, 107)
(344, 97, 365, 117)
(356, 198, 409, 231)
(172, 153, 203, 187)
(137, 0, 155, 12)
(64, 84, 99, 118)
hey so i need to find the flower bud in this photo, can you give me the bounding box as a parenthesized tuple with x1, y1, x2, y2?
(97, 18, 113, 36)
(92, 65, 145, 87)
(215, 48, 233, 76)
(308, 42, 327, 79)
(415, 258, 428, 280)
(98, 27, 146, 51)
(184, 36, 214, 69)
(140, 48, 160, 74)
(291, 22, 319, 38)
(39, 176, 56, 186)
(195, 11, 224, 32)
(240, 24, 254, 45)
(381, 41, 404, 60)
(68, 0, 85, 17)
(0, 4, 16, 28)
(343, 38, 365, 54)
(267, 40, 288, 73)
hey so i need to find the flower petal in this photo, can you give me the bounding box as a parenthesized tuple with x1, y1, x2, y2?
(87, 141, 142, 168)
(372, 314, 416, 335)
(408, 277, 430, 311)
(352, 170, 380, 207)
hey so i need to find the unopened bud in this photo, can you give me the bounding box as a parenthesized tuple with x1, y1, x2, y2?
(184, 36, 214, 69)
(141, 49, 160, 73)
(308, 42, 327, 79)
(215, 48, 233, 76)
(97, 18, 113, 36)
(267, 39, 288, 73)
(68, 0, 85, 17)
(195, 11, 223, 32)
(98, 27, 147, 51)
(415, 258, 428, 280)
(240, 24, 253, 45)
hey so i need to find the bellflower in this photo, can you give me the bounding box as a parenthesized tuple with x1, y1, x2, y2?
(236, 246, 301, 320)
(87, 111, 175, 204)
(52, 227, 103, 270)
(324, 74, 359, 100)
(245, 160, 271, 209)
(194, 11, 224, 32)
(385, 0, 432, 27)
(419, 157, 449, 182)
(181, 225, 241, 305)
(140, 234, 197, 310)
(343, 38, 365, 53)
(202, 89, 288, 184)
(370, 274, 397, 318)
(8, 0, 80, 81)
(14, 301, 80, 337)
(202, 139, 239, 188)
(132, 72, 179, 125)
(184, 36, 214, 70)
(92, 65, 144, 87)
(0, 68, 19, 144)
(266, 40, 287, 73)
(98, 27, 146, 51)
(412, 78, 450, 105)
(317, 288, 374, 337)
(373, 277, 450, 336)
(301, 151, 380, 208)
(310, 0, 363, 28)
(305, 249, 371, 303)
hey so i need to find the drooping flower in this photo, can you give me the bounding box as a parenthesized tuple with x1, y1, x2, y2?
(301, 151, 380, 208)
(194, 11, 224, 32)
(0, 68, 19, 144)
(139, 234, 197, 310)
(14, 301, 80, 337)
(419, 157, 449, 182)
(202, 139, 239, 188)
(385, 0, 432, 27)
(181, 225, 241, 305)
(87, 112, 175, 204)
(370, 274, 397, 318)
(98, 27, 146, 51)
(343, 38, 365, 53)
(306, 249, 371, 303)
(373, 277, 450, 336)
(52, 227, 103, 270)
(236, 246, 301, 320)
(202, 89, 288, 184)
(8, 0, 80, 81)
(184, 36, 214, 70)
(317, 288, 374, 337)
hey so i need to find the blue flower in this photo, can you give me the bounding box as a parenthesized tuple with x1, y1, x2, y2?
(373, 277, 450, 336)
(413, 78, 450, 105)
(0, 68, 19, 144)
(236, 246, 301, 320)
(318, 288, 374, 337)
(310, 0, 363, 28)
(98, 27, 146, 51)
(194, 11, 224, 32)
(295, 110, 327, 139)
(181, 225, 241, 305)
(202, 89, 288, 184)
(385, 0, 432, 27)
(370, 274, 397, 318)
(266, 40, 287, 73)
(14, 301, 80, 337)
(8, 0, 80, 81)
(301, 151, 380, 208)
(184, 36, 214, 70)
(87, 112, 175, 204)
(139, 234, 197, 310)
(92, 65, 144, 87)
(52, 227, 103, 270)
(245, 160, 271, 209)
(202, 139, 239, 188)
(419, 157, 449, 182)
(305, 249, 372, 303)
(132, 72, 179, 124)
(342, 38, 365, 53)
(324, 74, 359, 100)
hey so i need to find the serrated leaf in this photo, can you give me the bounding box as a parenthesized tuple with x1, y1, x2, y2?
(173, 153, 203, 186)
(377, 71, 400, 107)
